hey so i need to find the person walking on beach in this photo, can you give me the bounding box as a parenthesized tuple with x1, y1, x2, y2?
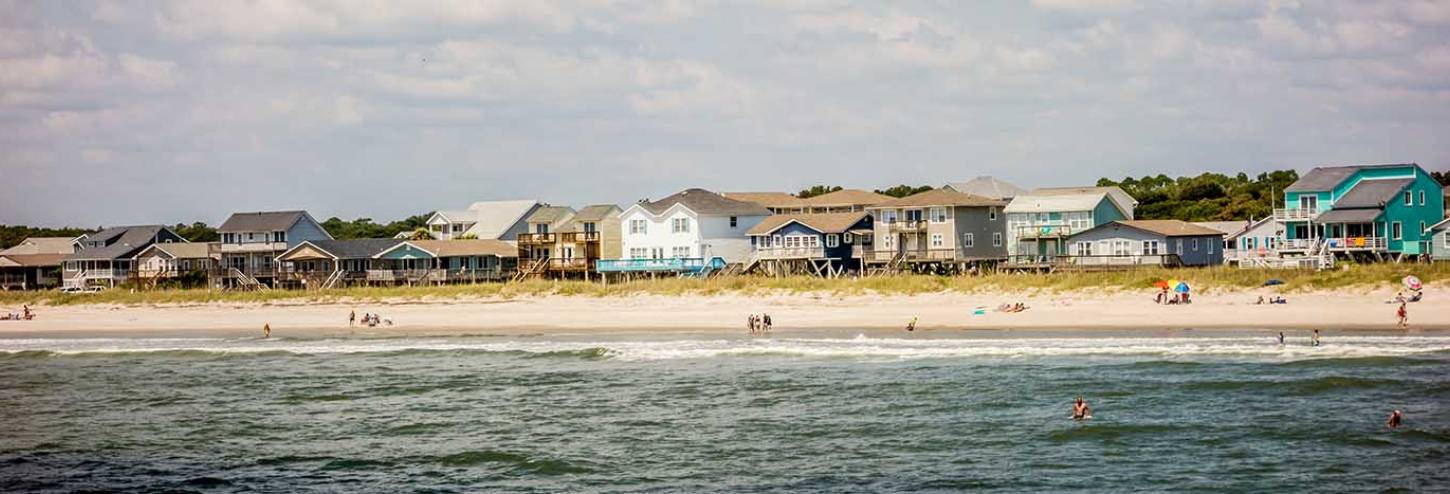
(763, 314, 772, 332)
(349, 310, 356, 327)
(263, 323, 271, 339)
(1387, 410, 1403, 430)
(905, 316, 918, 332)
(1396, 302, 1408, 328)
(1072, 396, 1091, 421)
(1311, 329, 1321, 347)
(746, 314, 756, 334)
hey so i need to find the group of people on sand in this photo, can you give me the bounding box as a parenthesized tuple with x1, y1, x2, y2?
(996, 302, 1029, 313)
(349, 310, 390, 328)
(1154, 287, 1190, 305)
(1255, 295, 1288, 305)
(746, 313, 772, 334)
(1070, 395, 1406, 430)
(0, 305, 34, 321)
(1391, 291, 1419, 328)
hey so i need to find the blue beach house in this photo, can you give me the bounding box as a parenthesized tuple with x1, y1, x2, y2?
(745, 212, 873, 277)
(1003, 186, 1137, 264)
(1276, 163, 1444, 261)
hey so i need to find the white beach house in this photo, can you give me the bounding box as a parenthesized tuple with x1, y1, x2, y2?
(601, 189, 771, 275)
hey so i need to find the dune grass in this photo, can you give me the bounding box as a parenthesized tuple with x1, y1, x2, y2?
(1, 262, 1444, 307)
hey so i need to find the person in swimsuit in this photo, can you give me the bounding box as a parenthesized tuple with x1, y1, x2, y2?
(1277, 332, 1285, 346)
(263, 323, 271, 339)
(1387, 410, 1403, 429)
(906, 316, 917, 332)
(1072, 396, 1091, 420)
(1397, 302, 1408, 328)
(1311, 329, 1320, 347)
(349, 310, 356, 327)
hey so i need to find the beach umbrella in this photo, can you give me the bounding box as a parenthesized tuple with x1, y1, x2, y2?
(1152, 280, 1170, 289)
(1263, 279, 1285, 287)
(1174, 281, 1191, 293)
(1403, 275, 1422, 291)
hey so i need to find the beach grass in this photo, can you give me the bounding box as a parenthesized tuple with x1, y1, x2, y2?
(1, 262, 1444, 307)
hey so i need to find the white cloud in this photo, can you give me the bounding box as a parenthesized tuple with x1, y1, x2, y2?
(117, 53, 182, 90)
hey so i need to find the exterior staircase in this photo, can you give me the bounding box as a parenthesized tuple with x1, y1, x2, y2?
(321, 270, 344, 289)
(230, 268, 270, 291)
(511, 258, 548, 282)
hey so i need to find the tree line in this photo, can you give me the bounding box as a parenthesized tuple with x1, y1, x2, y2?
(0, 215, 434, 250)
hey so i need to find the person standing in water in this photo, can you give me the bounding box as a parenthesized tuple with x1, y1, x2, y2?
(349, 310, 356, 327)
(1387, 410, 1403, 430)
(763, 314, 772, 332)
(1072, 396, 1091, 420)
(263, 323, 271, 339)
(1277, 332, 1285, 346)
(1311, 329, 1321, 347)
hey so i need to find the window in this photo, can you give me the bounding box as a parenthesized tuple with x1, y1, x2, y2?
(535, 223, 549, 235)
(826, 234, 839, 248)
(1208, 239, 1215, 254)
(989, 207, 998, 221)
(1142, 240, 1161, 255)
(992, 232, 1002, 247)
(1192, 238, 1199, 251)
(630, 248, 646, 259)
(1419, 191, 1426, 206)
(651, 247, 664, 259)
(905, 209, 923, 222)
(883, 210, 898, 224)
(671, 218, 690, 233)
(773, 234, 783, 247)
(1075, 242, 1093, 256)
(672, 246, 690, 258)
(1112, 240, 1131, 256)
(1176, 240, 1184, 255)
(884, 235, 894, 248)
(1299, 196, 1317, 211)
(930, 207, 947, 223)
(730, 216, 738, 228)
(1405, 191, 1413, 206)
(931, 233, 943, 247)
(1392, 221, 1403, 240)
(629, 220, 647, 235)
(843, 233, 853, 244)
(275, 231, 286, 243)
(758, 236, 771, 248)
(963, 233, 974, 248)
(1420, 221, 1427, 237)
(583, 222, 597, 233)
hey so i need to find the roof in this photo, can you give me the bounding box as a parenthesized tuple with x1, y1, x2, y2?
(140, 242, 217, 260)
(1333, 178, 1413, 209)
(436, 200, 541, 239)
(524, 206, 574, 225)
(1192, 221, 1251, 236)
(0, 253, 67, 267)
(1315, 209, 1383, 224)
(570, 204, 622, 223)
(722, 192, 810, 209)
(747, 212, 868, 236)
(0, 237, 75, 255)
(642, 189, 774, 216)
(68, 225, 175, 260)
(1429, 217, 1450, 232)
(1005, 186, 1136, 217)
(217, 211, 310, 233)
(874, 188, 1006, 208)
(1285, 164, 1417, 192)
(944, 176, 1026, 200)
(803, 189, 893, 207)
(409, 239, 517, 258)
(1226, 217, 1277, 240)
(1106, 220, 1225, 237)
(299, 239, 402, 259)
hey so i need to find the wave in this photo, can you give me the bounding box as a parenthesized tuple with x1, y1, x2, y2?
(1, 335, 1448, 362)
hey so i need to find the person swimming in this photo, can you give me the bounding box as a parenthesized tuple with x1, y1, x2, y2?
(1387, 410, 1403, 430)
(1072, 396, 1091, 421)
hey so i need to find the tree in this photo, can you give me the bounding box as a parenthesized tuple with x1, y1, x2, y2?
(321, 213, 433, 239)
(0, 225, 97, 250)
(172, 222, 218, 242)
(1097, 170, 1299, 221)
(874, 184, 934, 198)
(797, 185, 843, 199)
(1432, 169, 1449, 187)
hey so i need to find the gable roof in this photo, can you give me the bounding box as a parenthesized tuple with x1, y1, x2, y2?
(1005, 186, 1136, 217)
(525, 206, 575, 225)
(1285, 163, 1417, 192)
(722, 192, 810, 209)
(944, 176, 1026, 200)
(747, 212, 869, 236)
(1105, 220, 1225, 237)
(138, 242, 217, 260)
(874, 188, 1006, 208)
(218, 211, 314, 233)
(1428, 217, 1450, 232)
(433, 200, 541, 239)
(1333, 178, 1414, 209)
(68, 225, 180, 260)
(569, 204, 622, 223)
(1192, 221, 1251, 236)
(0, 237, 75, 256)
(291, 239, 402, 259)
(641, 189, 773, 216)
(409, 239, 518, 258)
(803, 189, 893, 207)
(0, 253, 67, 268)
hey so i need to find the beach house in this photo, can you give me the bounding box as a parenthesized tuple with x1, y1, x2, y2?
(132, 242, 219, 288)
(424, 200, 546, 242)
(1273, 163, 1444, 263)
(1065, 220, 1225, 268)
(515, 204, 623, 279)
(1428, 218, 1450, 262)
(863, 187, 1009, 273)
(600, 188, 771, 277)
(1003, 186, 1137, 265)
(216, 210, 331, 288)
(1192, 221, 1251, 264)
(745, 212, 873, 277)
(63, 225, 188, 289)
(275, 239, 402, 288)
(372, 239, 518, 285)
(944, 176, 1026, 201)
(0, 237, 74, 290)
(722, 192, 810, 214)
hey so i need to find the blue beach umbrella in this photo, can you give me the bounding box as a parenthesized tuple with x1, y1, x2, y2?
(1174, 281, 1190, 293)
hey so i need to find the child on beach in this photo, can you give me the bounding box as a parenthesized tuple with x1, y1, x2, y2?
(1397, 302, 1408, 328)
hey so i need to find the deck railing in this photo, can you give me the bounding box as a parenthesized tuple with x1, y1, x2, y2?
(1007, 254, 1183, 268)
(1323, 236, 1387, 251)
(595, 257, 724, 273)
(1272, 208, 1318, 221)
(888, 220, 927, 233)
(754, 246, 827, 259)
(218, 242, 289, 253)
(517, 233, 557, 244)
(561, 231, 601, 243)
(1012, 223, 1075, 238)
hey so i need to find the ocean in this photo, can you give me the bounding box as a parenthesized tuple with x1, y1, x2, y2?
(1, 330, 1447, 492)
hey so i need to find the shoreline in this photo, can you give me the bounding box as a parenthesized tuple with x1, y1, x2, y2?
(1, 288, 1445, 337)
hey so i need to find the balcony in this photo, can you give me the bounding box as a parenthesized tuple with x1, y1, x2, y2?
(561, 231, 601, 243)
(595, 257, 723, 273)
(1272, 208, 1318, 222)
(1012, 223, 1074, 239)
(755, 246, 826, 260)
(517, 233, 557, 244)
(218, 242, 288, 253)
(888, 220, 927, 233)
(1007, 254, 1183, 268)
(1324, 236, 1387, 251)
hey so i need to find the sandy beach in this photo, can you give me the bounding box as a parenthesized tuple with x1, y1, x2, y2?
(1, 287, 1444, 337)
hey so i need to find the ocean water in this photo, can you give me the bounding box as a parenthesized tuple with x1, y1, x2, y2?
(1, 331, 1448, 493)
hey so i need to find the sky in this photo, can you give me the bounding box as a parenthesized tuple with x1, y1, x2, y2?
(2, 0, 1448, 227)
